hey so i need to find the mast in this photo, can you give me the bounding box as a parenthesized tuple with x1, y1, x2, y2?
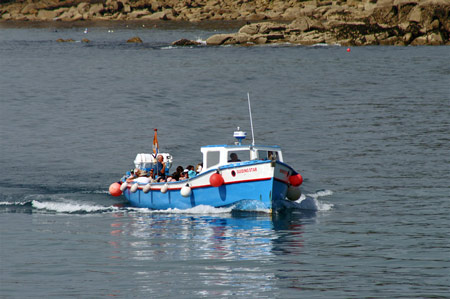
(247, 92, 255, 146)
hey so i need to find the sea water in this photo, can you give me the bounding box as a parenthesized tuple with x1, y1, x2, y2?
(0, 22, 449, 298)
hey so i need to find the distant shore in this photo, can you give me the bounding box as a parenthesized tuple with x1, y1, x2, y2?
(1, 0, 449, 46)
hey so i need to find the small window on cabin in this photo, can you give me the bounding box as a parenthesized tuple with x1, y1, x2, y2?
(227, 150, 250, 163)
(206, 151, 220, 169)
(261, 150, 279, 160)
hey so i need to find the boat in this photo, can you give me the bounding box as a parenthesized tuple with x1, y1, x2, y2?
(108, 95, 304, 211)
(109, 128, 303, 211)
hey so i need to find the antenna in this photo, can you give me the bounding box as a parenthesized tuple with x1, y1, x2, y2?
(247, 92, 255, 146)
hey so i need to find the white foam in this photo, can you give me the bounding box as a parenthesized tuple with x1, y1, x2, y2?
(315, 189, 334, 197)
(195, 38, 207, 45)
(310, 43, 341, 47)
(32, 200, 118, 213)
(293, 189, 334, 211)
(126, 204, 233, 215)
(0, 201, 30, 206)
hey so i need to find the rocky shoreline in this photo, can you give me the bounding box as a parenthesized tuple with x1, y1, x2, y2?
(1, 0, 449, 46)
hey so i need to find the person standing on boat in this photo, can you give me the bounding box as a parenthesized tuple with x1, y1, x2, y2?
(154, 155, 166, 181)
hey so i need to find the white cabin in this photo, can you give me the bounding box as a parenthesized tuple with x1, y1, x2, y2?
(134, 153, 173, 170)
(200, 144, 283, 172)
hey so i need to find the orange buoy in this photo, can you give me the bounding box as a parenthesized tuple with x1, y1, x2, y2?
(289, 174, 303, 187)
(109, 182, 122, 197)
(209, 172, 224, 187)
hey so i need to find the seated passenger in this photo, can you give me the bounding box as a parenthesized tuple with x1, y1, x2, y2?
(179, 169, 188, 181)
(187, 165, 196, 178)
(126, 169, 140, 183)
(121, 171, 132, 182)
(144, 169, 155, 182)
(136, 175, 151, 184)
(228, 153, 241, 162)
(195, 163, 203, 174)
(171, 166, 184, 181)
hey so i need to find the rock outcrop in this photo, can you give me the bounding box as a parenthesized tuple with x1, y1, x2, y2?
(127, 36, 143, 43)
(205, 0, 450, 46)
(171, 38, 202, 46)
(1, 0, 449, 45)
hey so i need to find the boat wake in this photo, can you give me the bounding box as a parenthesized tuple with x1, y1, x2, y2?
(127, 205, 234, 215)
(0, 189, 333, 214)
(277, 189, 334, 212)
(31, 200, 119, 213)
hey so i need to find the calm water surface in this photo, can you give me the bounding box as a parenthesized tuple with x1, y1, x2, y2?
(0, 22, 449, 298)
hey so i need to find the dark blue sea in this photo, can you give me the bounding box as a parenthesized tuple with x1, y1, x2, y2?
(1, 21, 449, 298)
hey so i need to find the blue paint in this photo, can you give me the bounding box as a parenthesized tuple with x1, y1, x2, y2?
(124, 176, 289, 210)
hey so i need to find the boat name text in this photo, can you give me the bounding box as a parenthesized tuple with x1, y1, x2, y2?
(237, 167, 258, 174)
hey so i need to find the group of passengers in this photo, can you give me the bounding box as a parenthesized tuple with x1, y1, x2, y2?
(124, 154, 203, 184)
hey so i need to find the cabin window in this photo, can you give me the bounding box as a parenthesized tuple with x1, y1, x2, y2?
(260, 150, 279, 160)
(227, 150, 250, 163)
(206, 151, 220, 169)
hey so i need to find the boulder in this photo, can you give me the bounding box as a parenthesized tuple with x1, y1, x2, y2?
(206, 33, 235, 45)
(246, 13, 266, 21)
(234, 33, 251, 44)
(264, 11, 283, 20)
(56, 38, 75, 42)
(127, 36, 143, 43)
(37, 9, 59, 20)
(128, 9, 150, 19)
(258, 22, 286, 34)
(282, 7, 303, 20)
(378, 36, 403, 45)
(430, 19, 440, 30)
(89, 4, 104, 16)
(289, 16, 324, 32)
(171, 38, 201, 46)
(141, 9, 175, 20)
(410, 35, 427, 45)
(239, 24, 261, 35)
(21, 3, 38, 15)
(408, 5, 422, 23)
(403, 32, 413, 43)
(427, 32, 444, 45)
(77, 3, 89, 13)
(291, 31, 325, 45)
(249, 35, 268, 44)
(72, 12, 83, 21)
(289, 16, 312, 32)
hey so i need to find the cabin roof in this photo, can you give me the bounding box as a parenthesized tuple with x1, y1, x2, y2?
(201, 144, 281, 149)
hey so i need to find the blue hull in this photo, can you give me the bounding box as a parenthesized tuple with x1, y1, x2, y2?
(123, 178, 289, 210)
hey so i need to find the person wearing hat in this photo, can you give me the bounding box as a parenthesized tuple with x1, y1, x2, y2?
(178, 169, 188, 181)
(187, 165, 196, 178)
